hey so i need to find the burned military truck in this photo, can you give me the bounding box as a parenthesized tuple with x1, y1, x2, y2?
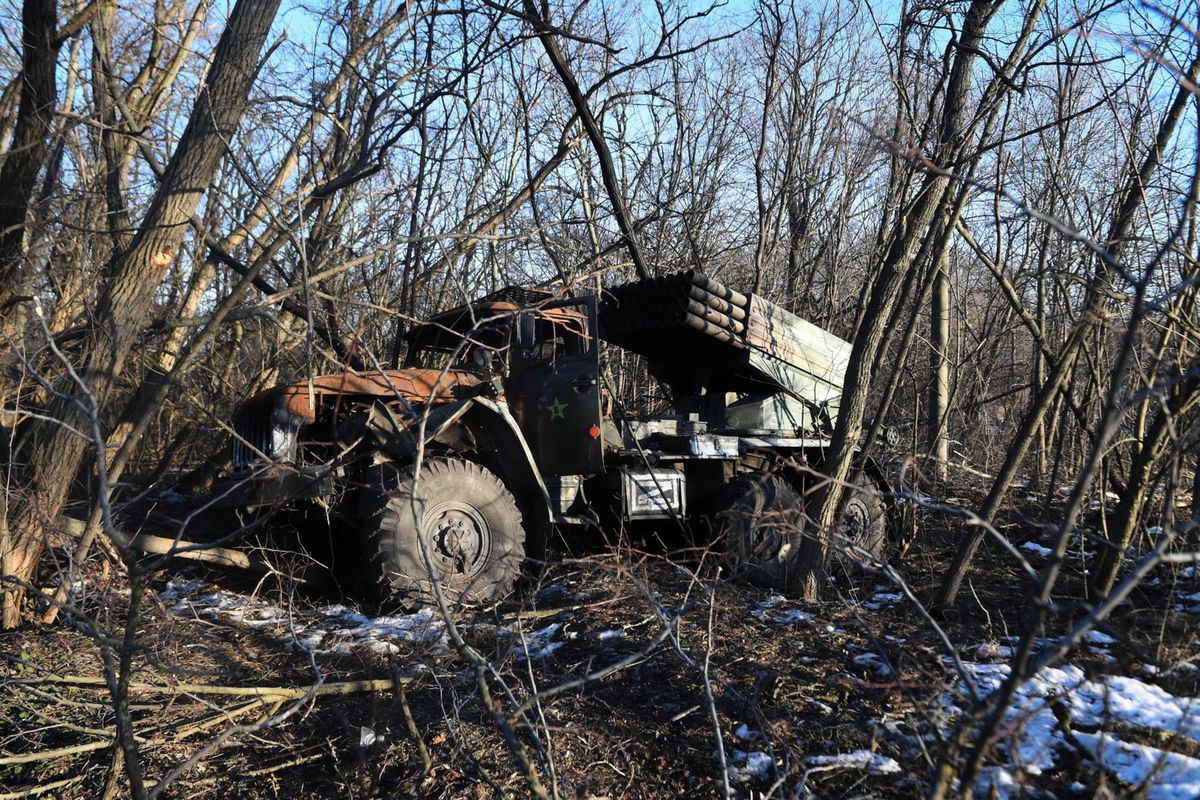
(226, 271, 888, 603)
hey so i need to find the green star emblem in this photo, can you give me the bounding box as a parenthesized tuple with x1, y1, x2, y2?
(545, 397, 567, 420)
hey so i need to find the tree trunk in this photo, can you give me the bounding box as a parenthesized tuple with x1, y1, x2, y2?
(1088, 360, 1200, 597)
(0, 0, 60, 341)
(804, 0, 1005, 600)
(0, 0, 282, 628)
(929, 249, 951, 480)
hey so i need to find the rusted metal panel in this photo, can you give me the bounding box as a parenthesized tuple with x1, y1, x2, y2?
(232, 369, 482, 466)
(421, 295, 589, 335)
(270, 368, 483, 423)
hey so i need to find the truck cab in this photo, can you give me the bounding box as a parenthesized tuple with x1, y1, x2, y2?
(400, 290, 605, 479)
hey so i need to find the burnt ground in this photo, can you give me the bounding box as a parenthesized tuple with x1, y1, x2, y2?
(2, 493, 1199, 799)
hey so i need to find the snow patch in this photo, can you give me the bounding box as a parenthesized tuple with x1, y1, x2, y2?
(863, 592, 904, 610)
(1074, 732, 1200, 800)
(1084, 630, 1118, 646)
(1021, 541, 1053, 557)
(962, 662, 1200, 742)
(734, 723, 759, 742)
(974, 766, 1022, 799)
(508, 622, 565, 660)
(536, 582, 574, 601)
(852, 652, 895, 679)
(160, 578, 450, 656)
(727, 750, 774, 782)
(301, 606, 448, 655)
(972, 641, 1015, 659)
(751, 594, 813, 625)
(946, 659, 1200, 794)
(162, 579, 582, 661)
(804, 749, 900, 775)
(161, 578, 287, 628)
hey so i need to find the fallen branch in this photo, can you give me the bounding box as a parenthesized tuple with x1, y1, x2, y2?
(244, 752, 323, 778)
(0, 739, 114, 766)
(58, 516, 269, 573)
(171, 699, 284, 741)
(0, 774, 86, 799)
(16, 674, 401, 699)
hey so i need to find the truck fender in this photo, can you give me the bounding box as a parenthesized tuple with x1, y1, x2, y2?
(857, 454, 892, 497)
(366, 397, 553, 560)
(796, 447, 892, 496)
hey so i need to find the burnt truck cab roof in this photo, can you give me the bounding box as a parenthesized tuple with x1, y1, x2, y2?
(401, 286, 590, 371)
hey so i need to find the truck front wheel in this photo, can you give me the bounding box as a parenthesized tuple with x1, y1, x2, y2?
(358, 458, 526, 606)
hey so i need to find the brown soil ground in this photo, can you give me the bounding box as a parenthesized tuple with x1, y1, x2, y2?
(2, 494, 1198, 799)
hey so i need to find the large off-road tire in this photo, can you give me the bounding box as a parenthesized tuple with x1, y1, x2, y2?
(835, 473, 888, 565)
(797, 471, 890, 594)
(713, 474, 807, 589)
(358, 458, 526, 606)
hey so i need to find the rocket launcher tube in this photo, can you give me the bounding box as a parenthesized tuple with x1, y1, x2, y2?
(685, 299, 745, 334)
(687, 284, 747, 321)
(689, 273, 749, 309)
(683, 312, 746, 347)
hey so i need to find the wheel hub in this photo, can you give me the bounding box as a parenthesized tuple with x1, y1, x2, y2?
(427, 501, 490, 577)
(717, 478, 805, 589)
(840, 499, 868, 545)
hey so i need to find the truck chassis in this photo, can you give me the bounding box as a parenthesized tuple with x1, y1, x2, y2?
(217, 271, 890, 603)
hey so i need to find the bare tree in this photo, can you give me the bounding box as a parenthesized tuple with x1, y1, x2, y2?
(1, 0, 283, 628)
(936, 40, 1200, 610)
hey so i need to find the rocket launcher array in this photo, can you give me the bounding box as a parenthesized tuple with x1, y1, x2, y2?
(598, 270, 853, 429)
(599, 271, 750, 349)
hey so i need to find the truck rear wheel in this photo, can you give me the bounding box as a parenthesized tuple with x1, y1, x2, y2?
(714, 474, 807, 589)
(791, 472, 889, 588)
(358, 458, 525, 606)
(837, 473, 887, 563)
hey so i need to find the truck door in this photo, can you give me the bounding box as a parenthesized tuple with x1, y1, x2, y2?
(503, 296, 604, 477)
